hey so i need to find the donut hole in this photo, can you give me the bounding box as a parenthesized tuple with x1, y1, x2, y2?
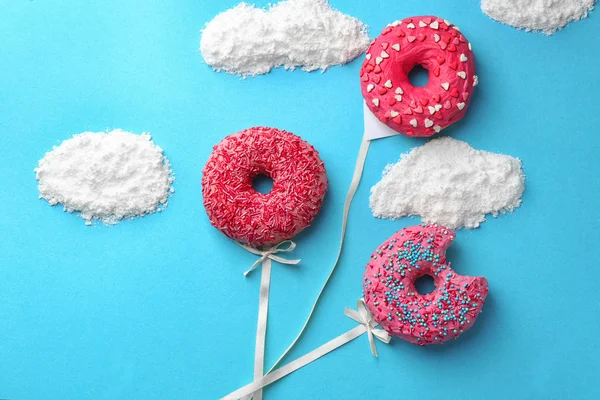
(252, 174, 274, 194)
(408, 64, 429, 87)
(415, 274, 436, 295)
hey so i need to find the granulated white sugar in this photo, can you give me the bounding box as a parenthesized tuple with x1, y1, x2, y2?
(35, 129, 174, 225)
(200, 0, 370, 76)
(370, 137, 525, 229)
(481, 0, 596, 34)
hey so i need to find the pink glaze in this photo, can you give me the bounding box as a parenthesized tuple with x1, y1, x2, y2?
(202, 127, 328, 248)
(360, 16, 477, 137)
(363, 225, 488, 346)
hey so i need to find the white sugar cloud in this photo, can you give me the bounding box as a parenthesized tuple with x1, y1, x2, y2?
(200, 0, 370, 76)
(481, 0, 596, 34)
(370, 137, 525, 229)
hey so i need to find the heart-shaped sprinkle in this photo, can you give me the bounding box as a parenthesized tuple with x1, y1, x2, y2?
(450, 88, 459, 98)
(432, 94, 441, 102)
(382, 42, 389, 50)
(418, 33, 426, 42)
(392, 43, 400, 51)
(420, 98, 429, 106)
(424, 17, 432, 24)
(434, 34, 441, 43)
(374, 65, 382, 73)
(365, 64, 374, 72)
(372, 98, 380, 107)
(365, 53, 371, 60)
(452, 37, 460, 46)
(430, 21, 439, 30)
(439, 41, 448, 50)
(473, 75, 479, 87)
(424, 118, 434, 128)
(367, 84, 375, 92)
(433, 67, 440, 77)
(434, 125, 441, 133)
(403, 108, 413, 115)
(390, 110, 400, 117)
(396, 30, 406, 37)
(395, 87, 404, 95)
(436, 56, 445, 64)
(395, 95, 403, 102)
(407, 36, 417, 43)
(460, 54, 468, 62)
(414, 106, 424, 114)
(447, 44, 457, 52)
(419, 21, 427, 28)
(373, 75, 381, 83)
(468, 42, 472, 51)
(449, 62, 457, 70)
(444, 19, 451, 26)
(444, 101, 452, 109)
(378, 87, 387, 95)
(407, 23, 415, 29)
(457, 102, 465, 110)
(457, 71, 467, 79)
(435, 104, 443, 112)
(388, 97, 397, 105)
(441, 82, 450, 91)
(362, 74, 369, 82)
(462, 93, 469, 101)
(376, 57, 383, 65)
(384, 79, 393, 88)
(410, 119, 418, 127)
(428, 106, 436, 115)
(381, 51, 389, 59)
(393, 116, 402, 124)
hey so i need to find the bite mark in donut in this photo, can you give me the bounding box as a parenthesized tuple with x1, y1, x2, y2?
(360, 16, 478, 137)
(363, 224, 489, 346)
(202, 127, 328, 248)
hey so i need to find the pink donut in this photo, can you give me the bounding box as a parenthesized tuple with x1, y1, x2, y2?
(363, 224, 488, 346)
(360, 16, 477, 137)
(202, 127, 328, 248)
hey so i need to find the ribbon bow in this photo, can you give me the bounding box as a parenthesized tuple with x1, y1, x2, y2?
(239, 240, 301, 276)
(344, 298, 391, 357)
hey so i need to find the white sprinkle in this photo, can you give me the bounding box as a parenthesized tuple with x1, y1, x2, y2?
(395, 95, 403, 102)
(407, 23, 416, 29)
(441, 82, 450, 91)
(376, 57, 383, 65)
(410, 119, 418, 127)
(468, 42, 472, 51)
(391, 43, 400, 51)
(424, 118, 434, 128)
(460, 54, 468, 62)
(391, 20, 401, 27)
(430, 21, 439, 30)
(367, 84, 375, 92)
(457, 71, 467, 79)
(372, 98, 380, 107)
(433, 125, 441, 133)
(454, 26, 460, 31)
(435, 104, 443, 112)
(428, 106, 436, 115)
(419, 21, 427, 28)
(390, 110, 400, 117)
(381, 51, 389, 59)
(434, 34, 440, 42)
(395, 87, 403, 95)
(473, 75, 479, 87)
(384, 80, 393, 88)
(366, 53, 371, 60)
(444, 19, 451, 26)
(457, 102, 466, 110)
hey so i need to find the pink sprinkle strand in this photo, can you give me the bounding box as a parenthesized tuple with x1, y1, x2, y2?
(363, 224, 489, 346)
(202, 127, 328, 248)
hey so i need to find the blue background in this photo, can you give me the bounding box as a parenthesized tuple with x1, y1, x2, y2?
(1, 1, 599, 399)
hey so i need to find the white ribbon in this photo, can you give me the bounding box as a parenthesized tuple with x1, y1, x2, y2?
(221, 299, 390, 400)
(237, 240, 300, 400)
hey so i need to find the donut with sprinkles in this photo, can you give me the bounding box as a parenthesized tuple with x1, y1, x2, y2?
(363, 224, 488, 346)
(202, 127, 328, 248)
(360, 16, 478, 137)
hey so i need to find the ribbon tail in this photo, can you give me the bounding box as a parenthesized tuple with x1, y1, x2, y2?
(252, 257, 272, 400)
(367, 329, 378, 357)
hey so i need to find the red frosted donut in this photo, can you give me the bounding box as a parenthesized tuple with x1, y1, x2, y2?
(360, 16, 478, 137)
(202, 127, 328, 248)
(363, 224, 488, 346)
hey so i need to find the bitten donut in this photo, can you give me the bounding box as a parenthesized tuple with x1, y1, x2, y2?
(360, 16, 477, 137)
(202, 127, 328, 248)
(363, 224, 488, 346)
